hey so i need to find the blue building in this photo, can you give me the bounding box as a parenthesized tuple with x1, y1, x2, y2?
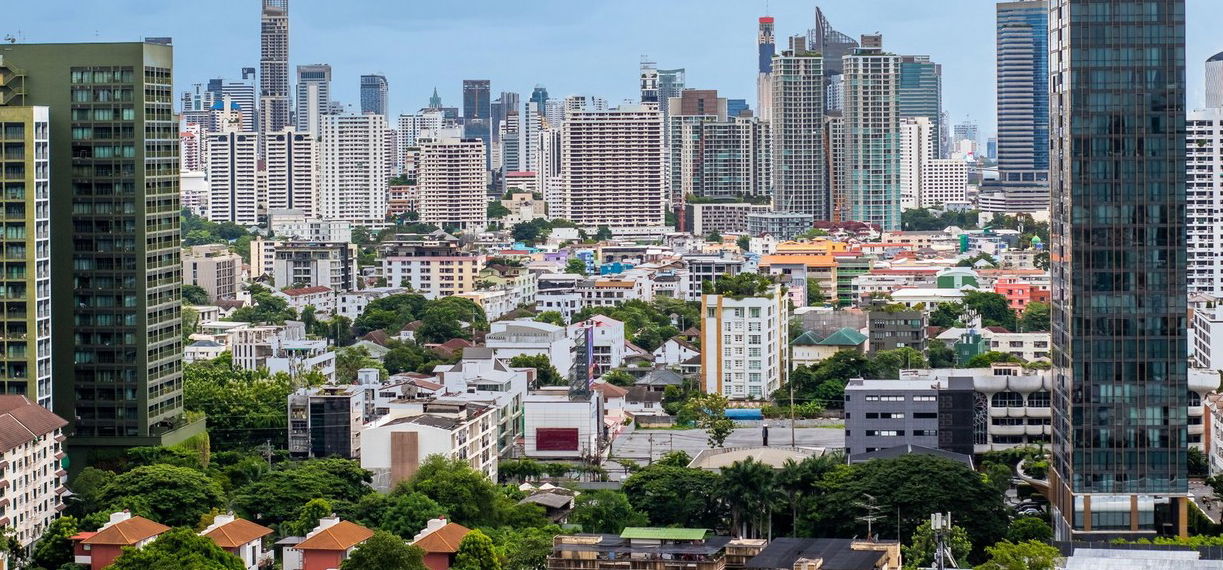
(984, 0, 1049, 211)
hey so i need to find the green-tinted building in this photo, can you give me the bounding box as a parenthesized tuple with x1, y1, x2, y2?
(0, 105, 52, 409)
(0, 42, 202, 464)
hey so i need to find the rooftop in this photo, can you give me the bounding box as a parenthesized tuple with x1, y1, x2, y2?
(688, 447, 826, 470)
(295, 520, 373, 551)
(620, 528, 708, 541)
(0, 395, 68, 453)
(82, 515, 170, 546)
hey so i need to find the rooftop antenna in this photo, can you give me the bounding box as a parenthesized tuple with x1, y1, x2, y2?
(930, 512, 959, 570)
(855, 493, 884, 540)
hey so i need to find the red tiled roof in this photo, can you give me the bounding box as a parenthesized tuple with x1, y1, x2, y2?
(593, 382, 629, 399)
(412, 522, 471, 554)
(83, 516, 169, 546)
(282, 286, 332, 296)
(295, 521, 373, 551)
(203, 518, 273, 549)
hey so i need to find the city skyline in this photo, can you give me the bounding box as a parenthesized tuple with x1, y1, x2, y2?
(4, 0, 1221, 135)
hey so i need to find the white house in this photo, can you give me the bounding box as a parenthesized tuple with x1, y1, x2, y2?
(652, 337, 699, 366)
(360, 400, 499, 491)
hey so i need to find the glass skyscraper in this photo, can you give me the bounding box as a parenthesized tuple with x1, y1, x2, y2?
(1049, 0, 1189, 539)
(897, 55, 942, 158)
(359, 74, 389, 119)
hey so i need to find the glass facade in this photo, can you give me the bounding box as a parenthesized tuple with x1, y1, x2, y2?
(898, 56, 943, 154)
(844, 41, 902, 230)
(1050, 0, 1188, 533)
(997, 0, 1050, 181)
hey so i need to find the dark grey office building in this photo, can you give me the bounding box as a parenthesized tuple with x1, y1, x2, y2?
(1049, 0, 1189, 539)
(844, 379, 941, 456)
(462, 80, 491, 169)
(359, 74, 389, 119)
(866, 307, 926, 354)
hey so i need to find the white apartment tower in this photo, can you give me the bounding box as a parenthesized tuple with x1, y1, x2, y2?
(1188, 108, 1223, 296)
(899, 117, 935, 209)
(206, 123, 260, 225)
(559, 105, 666, 227)
(265, 128, 318, 216)
(418, 137, 488, 232)
(771, 36, 827, 218)
(318, 114, 388, 225)
(397, 110, 445, 173)
(180, 122, 205, 172)
(295, 64, 331, 135)
(843, 34, 902, 230)
(700, 284, 789, 399)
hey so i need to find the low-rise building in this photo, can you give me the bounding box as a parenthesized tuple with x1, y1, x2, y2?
(652, 337, 700, 366)
(73, 512, 170, 570)
(199, 513, 274, 570)
(866, 306, 927, 353)
(485, 320, 575, 378)
(380, 232, 485, 299)
(685, 202, 772, 236)
(933, 328, 1051, 363)
(701, 284, 789, 399)
(267, 210, 354, 243)
(455, 289, 515, 321)
(411, 518, 472, 570)
(251, 237, 359, 292)
(276, 286, 335, 316)
(0, 396, 68, 549)
(289, 385, 367, 459)
(570, 315, 627, 376)
(549, 528, 739, 570)
(522, 387, 602, 460)
(282, 518, 373, 570)
(183, 244, 242, 302)
(336, 287, 410, 321)
(360, 400, 498, 491)
(536, 273, 584, 322)
(791, 327, 867, 367)
(747, 211, 814, 240)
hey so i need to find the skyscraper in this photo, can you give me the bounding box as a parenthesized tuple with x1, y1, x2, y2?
(463, 80, 491, 169)
(0, 42, 200, 461)
(657, 68, 686, 119)
(1049, 0, 1189, 539)
(295, 64, 331, 135)
(206, 123, 259, 225)
(318, 114, 388, 225)
(418, 137, 488, 232)
(265, 129, 318, 216)
(843, 35, 901, 230)
(808, 6, 858, 77)
(670, 90, 770, 208)
(360, 74, 389, 119)
(897, 55, 942, 154)
(0, 106, 52, 410)
(259, 0, 291, 140)
(205, 77, 257, 133)
(559, 105, 665, 227)
(770, 36, 826, 218)
(985, 0, 1050, 212)
(1207, 53, 1223, 108)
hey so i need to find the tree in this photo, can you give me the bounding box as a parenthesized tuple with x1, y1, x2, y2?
(282, 498, 334, 537)
(706, 230, 723, 243)
(736, 235, 751, 251)
(509, 354, 566, 386)
(453, 529, 502, 570)
(31, 514, 78, 569)
(963, 291, 1017, 330)
(703, 273, 774, 297)
(403, 456, 502, 528)
(226, 284, 297, 324)
(904, 518, 972, 570)
(487, 201, 511, 219)
(622, 464, 725, 529)
(109, 527, 244, 570)
(534, 311, 566, 326)
(927, 342, 956, 368)
(805, 278, 827, 306)
(335, 346, 386, 384)
(233, 458, 373, 527)
(683, 392, 735, 447)
(68, 466, 116, 518)
(570, 490, 647, 533)
(965, 351, 1023, 368)
(929, 302, 966, 328)
(341, 531, 427, 570)
(353, 294, 428, 335)
(418, 297, 488, 343)
(720, 458, 780, 538)
(593, 225, 613, 241)
(378, 492, 446, 539)
(486, 525, 562, 570)
(1018, 301, 1050, 332)
(182, 284, 210, 305)
(602, 370, 635, 387)
(1191, 446, 1210, 478)
(97, 464, 225, 527)
(1006, 517, 1052, 544)
(870, 347, 927, 378)
(565, 257, 588, 275)
(974, 540, 1061, 570)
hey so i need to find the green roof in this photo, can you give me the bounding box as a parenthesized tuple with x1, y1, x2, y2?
(817, 328, 867, 347)
(619, 528, 708, 541)
(791, 331, 823, 346)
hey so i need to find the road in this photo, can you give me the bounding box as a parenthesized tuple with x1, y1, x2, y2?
(608, 420, 846, 468)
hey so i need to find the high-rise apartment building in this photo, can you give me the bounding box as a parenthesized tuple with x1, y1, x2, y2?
(657, 68, 686, 120)
(559, 105, 665, 227)
(499, 110, 521, 174)
(318, 114, 388, 225)
(1188, 110, 1223, 297)
(669, 90, 771, 208)
(418, 137, 488, 232)
(259, 0, 291, 140)
(205, 126, 259, 225)
(205, 78, 257, 133)
(360, 74, 389, 119)
(0, 42, 200, 460)
(1049, 0, 1189, 539)
(266, 128, 317, 216)
(295, 64, 331, 135)
(899, 117, 935, 210)
(0, 107, 52, 409)
(491, 91, 519, 147)
(982, 0, 1050, 213)
(756, 16, 776, 121)
(825, 73, 844, 112)
(843, 35, 901, 230)
(824, 112, 847, 221)
(700, 284, 789, 399)
(897, 55, 942, 153)
(771, 36, 826, 218)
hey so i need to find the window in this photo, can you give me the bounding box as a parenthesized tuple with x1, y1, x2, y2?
(913, 395, 936, 402)
(992, 391, 1024, 407)
(1028, 391, 1051, 407)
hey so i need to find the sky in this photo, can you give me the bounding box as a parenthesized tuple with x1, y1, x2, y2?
(5, 0, 1222, 137)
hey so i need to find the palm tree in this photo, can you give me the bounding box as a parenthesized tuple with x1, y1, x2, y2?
(775, 452, 847, 536)
(719, 458, 779, 539)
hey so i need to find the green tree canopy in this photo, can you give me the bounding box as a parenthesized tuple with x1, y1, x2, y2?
(509, 354, 566, 386)
(30, 514, 78, 570)
(622, 464, 725, 529)
(354, 294, 429, 335)
(702, 273, 775, 297)
(736, 235, 751, 251)
(182, 284, 210, 305)
(184, 356, 304, 450)
(335, 346, 387, 384)
(929, 302, 966, 328)
(593, 225, 613, 241)
(974, 540, 1061, 570)
(282, 498, 334, 537)
(927, 342, 956, 368)
(569, 490, 648, 534)
(1005, 517, 1053, 544)
(453, 529, 502, 570)
(1018, 301, 1050, 332)
(565, 257, 588, 275)
(402, 456, 502, 528)
(417, 297, 488, 343)
(720, 458, 781, 538)
(226, 284, 297, 324)
(340, 530, 427, 570)
(534, 311, 566, 326)
(602, 370, 635, 387)
(706, 230, 723, 243)
(682, 392, 735, 447)
(963, 291, 1017, 330)
(109, 527, 244, 570)
(232, 458, 373, 527)
(806, 278, 827, 306)
(965, 351, 1024, 368)
(378, 491, 447, 539)
(97, 464, 226, 528)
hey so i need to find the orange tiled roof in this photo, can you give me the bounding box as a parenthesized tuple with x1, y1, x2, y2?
(295, 521, 374, 551)
(83, 516, 170, 545)
(203, 518, 274, 549)
(412, 522, 471, 554)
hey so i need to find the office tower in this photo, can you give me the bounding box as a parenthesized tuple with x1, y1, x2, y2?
(898, 56, 942, 148)
(205, 122, 259, 225)
(940, 110, 953, 159)
(757, 17, 776, 121)
(0, 106, 52, 409)
(899, 117, 935, 209)
(266, 128, 318, 216)
(491, 91, 519, 146)
(843, 34, 901, 230)
(953, 120, 979, 154)
(670, 90, 770, 209)
(985, 0, 1050, 212)
(1188, 108, 1223, 296)
(419, 137, 488, 231)
(1049, 0, 1189, 539)
(295, 64, 331, 135)
(360, 74, 389, 119)
(318, 114, 388, 225)
(727, 99, 750, 118)
(657, 68, 686, 119)
(825, 73, 844, 112)
(530, 86, 548, 109)
(771, 36, 827, 218)
(640, 59, 659, 104)
(260, 0, 291, 139)
(206, 78, 258, 133)
(1209, 53, 1223, 108)
(0, 42, 197, 458)
(700, 284, 789, 399)
(986, 136, 998, 160)
(428, 87, 443, 110)
(559, 105, 665, 227)
(500, 109, 521, 174)
(462, 80, 491, 169)
(808, 6, 858, 77)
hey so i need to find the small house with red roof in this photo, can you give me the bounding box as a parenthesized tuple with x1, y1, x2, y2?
(72, 511, 170, 569)
(410, 517, 472, 570)
(283, 517, 373, 570)
(199, 513, 274, 569)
